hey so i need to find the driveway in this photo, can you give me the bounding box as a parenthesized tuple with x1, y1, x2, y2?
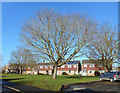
(61, 80, 120, 93)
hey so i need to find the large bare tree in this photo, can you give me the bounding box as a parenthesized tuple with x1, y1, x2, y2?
(21, 9, 98, 79)
(84, 23, 118, 71)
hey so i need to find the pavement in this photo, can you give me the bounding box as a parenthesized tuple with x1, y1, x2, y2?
(0, 80, 57, 93)
(61, 80, 120, 93)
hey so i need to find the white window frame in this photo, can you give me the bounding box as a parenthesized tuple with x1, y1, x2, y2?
(98, 65, 103, 67)
(68, 65, 72, 68)
(74, 65, 77, 68)
(84, 64, 87, 67)
(71, 71, 73, 73)
(75, 70, 78, 74)
(50, 66, 52, 69)
(45, 66, 48, 69)
(40, 66, 43, 69)
(89, 64, 94, 67)
(61, 65, 64, 68)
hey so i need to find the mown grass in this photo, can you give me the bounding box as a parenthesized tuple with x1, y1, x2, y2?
(1, 74, 99, 91)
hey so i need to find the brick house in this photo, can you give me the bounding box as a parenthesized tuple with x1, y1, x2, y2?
(81, 60, 105, 76)
(7, 59, 114, 76)
(37, 61, 81, 75)
(37, 62, 53, 75)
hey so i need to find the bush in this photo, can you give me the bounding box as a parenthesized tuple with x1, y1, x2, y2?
(94, 70, 100, 76)
(62, 72, 68, 75)
(2, 70, 5, 74)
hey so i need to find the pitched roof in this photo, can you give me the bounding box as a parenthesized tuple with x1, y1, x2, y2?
(38, 61, 80, 66)
(38, 62, 53, 66)
(82, 59, 103, 64)
(66, 61, 80, 64)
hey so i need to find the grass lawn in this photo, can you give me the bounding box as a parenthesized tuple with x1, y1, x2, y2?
(1, 74, 99, 91)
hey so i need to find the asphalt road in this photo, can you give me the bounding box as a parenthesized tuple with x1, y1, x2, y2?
(0, 80, 57, 93)
(62, 80, 120, 93)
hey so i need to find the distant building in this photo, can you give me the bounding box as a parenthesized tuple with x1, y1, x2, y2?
(6, 59, 115, 76)
(82, 60, 105, 76)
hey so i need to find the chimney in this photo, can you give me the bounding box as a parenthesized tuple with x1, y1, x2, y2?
(43, 60, 45, 63)
(73, 58, 74, 61)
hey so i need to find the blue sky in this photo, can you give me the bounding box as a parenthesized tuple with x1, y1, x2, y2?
(2, 2, 118, 66)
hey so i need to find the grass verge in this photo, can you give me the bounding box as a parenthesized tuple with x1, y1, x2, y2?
(1, 74, 99, 91)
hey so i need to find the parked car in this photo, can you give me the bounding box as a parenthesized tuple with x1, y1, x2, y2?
(99, 71, 120, 82)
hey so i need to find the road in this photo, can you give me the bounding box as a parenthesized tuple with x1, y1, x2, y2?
(0, 80, 56, 93)
(62, 80, 120, 93)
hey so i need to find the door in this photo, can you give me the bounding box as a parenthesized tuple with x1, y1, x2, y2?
(82, 69, 87, 76)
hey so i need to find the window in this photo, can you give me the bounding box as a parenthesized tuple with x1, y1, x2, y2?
(75, 70, 78, 74)
(89, 64, 94, 67)
(45, 66, 48, 69)
(89, 70, 94, 73)
(74, 65, 77, 68)
(84, 64, 87, 67)
(69, 70, 71, 73)
(28, 67, 30, 69)
(98, 65, 103, 67)
(61, 65, 64, 68)
(46, 71, 48, 73)
(50, 66, 52, 69)
(23, 71, 26, 73)
(40, 66, 43, 69)
(89, 70, 92, 73)
(68, 65, 72, 68)
(60, 70, 63, 73)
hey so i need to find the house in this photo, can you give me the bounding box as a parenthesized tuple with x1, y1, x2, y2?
(81, 60, 105, 76)
(37, 62, 53, 75)
(37, 60, 81, 75)
(57, 61, 81, 75)
(7, 59, 114, 76)
(3, 65, 9, 73)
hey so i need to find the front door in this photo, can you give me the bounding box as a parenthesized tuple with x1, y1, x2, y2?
(82, 69, 87, 76)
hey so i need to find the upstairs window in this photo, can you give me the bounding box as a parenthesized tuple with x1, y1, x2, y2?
(61, 65, 64, 68)
(89, 64, 94, 67)
(84, 64, 87, 67)
(74, 65, 77, 68)
(45, 66, 48, 69)
(50, 66, 52, 69)
(68, 65, 72, 68)
(98, 65, 103, 67)
(40, 66, 43, 69)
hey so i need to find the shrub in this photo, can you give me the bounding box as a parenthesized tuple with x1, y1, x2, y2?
(94, 70, 100, 76)
(62, 72, 68, 75)
(2, 70, 5, 74)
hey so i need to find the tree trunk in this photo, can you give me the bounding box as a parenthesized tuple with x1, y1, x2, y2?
(53, 65, 57, 79)
(19, 66, 22, 74)
(31, 70, 34, 77)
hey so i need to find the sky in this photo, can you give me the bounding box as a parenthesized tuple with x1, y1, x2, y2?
(2, 2, 118, 66)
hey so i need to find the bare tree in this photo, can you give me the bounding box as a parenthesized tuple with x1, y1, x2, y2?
(24, 50, 39, 76)
(20, 9, 98, 79)
(84, 23, 118, 71)
(9, 47, 28, 74)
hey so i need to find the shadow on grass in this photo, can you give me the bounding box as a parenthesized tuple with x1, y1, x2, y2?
(66, 75, 82, 78)
(2, 78, 25, 81)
